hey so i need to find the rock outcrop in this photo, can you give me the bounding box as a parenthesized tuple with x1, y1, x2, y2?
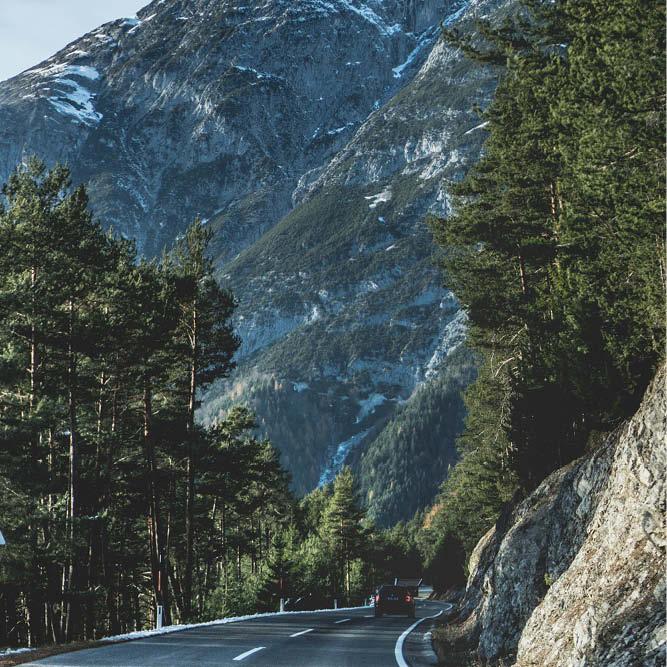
(447, 364, 666, 665)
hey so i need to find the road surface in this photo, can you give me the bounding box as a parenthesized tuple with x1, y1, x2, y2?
(25, 599, 452, 666)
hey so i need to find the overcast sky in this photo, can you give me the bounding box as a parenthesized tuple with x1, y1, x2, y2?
(0, 0, 150, 82)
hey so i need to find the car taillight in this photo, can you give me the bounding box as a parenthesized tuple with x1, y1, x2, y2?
(375, 594, 380, 603)
(405, 594, 411, 603)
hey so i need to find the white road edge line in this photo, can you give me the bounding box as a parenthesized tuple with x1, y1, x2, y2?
(335, 618, 351, 624)
(394, 610, 444, 667)
(233, 646, 266, 661)
(290, 628, 314, 637)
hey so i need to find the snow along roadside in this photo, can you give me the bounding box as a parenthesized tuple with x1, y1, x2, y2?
(0, 605, 370, 658)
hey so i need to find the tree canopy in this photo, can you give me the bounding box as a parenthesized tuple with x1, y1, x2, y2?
(426, 0, 665, 569)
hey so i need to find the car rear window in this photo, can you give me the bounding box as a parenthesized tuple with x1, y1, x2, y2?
(380, 586, 406, 594)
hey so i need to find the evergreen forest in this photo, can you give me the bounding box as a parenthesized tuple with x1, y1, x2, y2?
(0, 160, 423, 647)
(424, 0, 665, 580)
(0, 0, 664, 652)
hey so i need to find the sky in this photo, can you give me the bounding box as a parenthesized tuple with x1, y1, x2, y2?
(0, 0, 150, 82)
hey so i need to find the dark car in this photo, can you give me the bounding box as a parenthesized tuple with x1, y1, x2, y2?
(374, 584, 415, 618)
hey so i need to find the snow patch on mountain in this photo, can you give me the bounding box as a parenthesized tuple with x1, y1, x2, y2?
(318, 429, 372, 486)
(337, 0, 402, 37)
(327, 121, 357, 136)
(127, 14, 157, 35)
(392, 25, 438, 78)
(64, 65, 100, 80)
(355, 393, 387, 423)
(365, 187, 392, 208)
(442, 0, 472, 26)
(234, 65, 285, 82)
(48, 77, 101, 125)
(465, 120, 490, 134)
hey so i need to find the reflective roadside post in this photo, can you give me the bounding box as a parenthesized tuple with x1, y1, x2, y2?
(157, 554, 163, 629)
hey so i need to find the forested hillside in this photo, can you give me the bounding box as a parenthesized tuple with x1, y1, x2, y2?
(422, 0, 665, 590)
(352, 344, 477, 526)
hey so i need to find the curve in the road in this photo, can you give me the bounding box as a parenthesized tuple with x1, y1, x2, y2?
(21, 601, 455, 666)
(395, 608, 445, 667)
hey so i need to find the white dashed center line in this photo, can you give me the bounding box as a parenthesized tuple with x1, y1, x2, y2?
(335, 618, 351, 624)
(233, 646, 266, 661)
(290, 628, 314, 637)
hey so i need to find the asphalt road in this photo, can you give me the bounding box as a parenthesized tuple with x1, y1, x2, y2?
(24, 599, 452, 667)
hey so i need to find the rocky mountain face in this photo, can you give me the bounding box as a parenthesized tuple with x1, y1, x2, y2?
(0, 0, 501, 523)
(0, 0, 468, 257)
(436, 364, 666, 666)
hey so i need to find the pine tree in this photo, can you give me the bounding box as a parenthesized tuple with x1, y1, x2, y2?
(552, 0, 665, 421)
(430, 0, 665, 487)
(168, 219, 239, 621)
(255, 526, 299, 611)
(322, 467, 366, 601)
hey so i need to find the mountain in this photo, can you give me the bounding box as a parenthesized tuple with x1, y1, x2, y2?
(0, 0, 459, 256)
(0, 0, 500, 525)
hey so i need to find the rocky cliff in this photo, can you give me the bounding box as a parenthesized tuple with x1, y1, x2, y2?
(0, 0, 502, 523)
(436, 364, 666, 665)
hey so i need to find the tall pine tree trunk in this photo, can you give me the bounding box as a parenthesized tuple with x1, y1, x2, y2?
(26, 265, 46, 645)
(143, 372, 172, 627)
(221, 501, 228, 594)
(66, 301, 83, 642)
(183, 306, 197, 621)
(346, 547, 351, 602)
